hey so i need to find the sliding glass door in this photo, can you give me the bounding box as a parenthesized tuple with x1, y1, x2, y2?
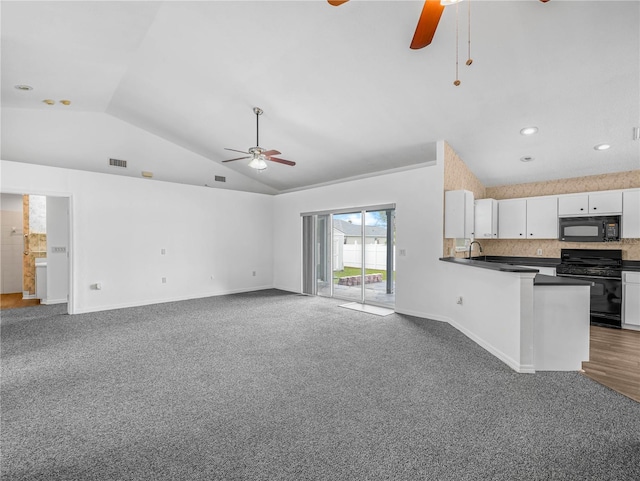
(332, 212, 363, 303)
(363, 209, 394, 307)
(303, 206, 395, 308)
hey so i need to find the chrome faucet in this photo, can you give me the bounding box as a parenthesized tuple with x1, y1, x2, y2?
(468, 240, 483, 259)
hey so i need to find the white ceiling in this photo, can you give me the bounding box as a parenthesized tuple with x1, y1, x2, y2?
(2, 1, 639, 194)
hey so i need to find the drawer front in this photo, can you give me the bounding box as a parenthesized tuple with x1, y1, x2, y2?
(623, 271, 640, 284)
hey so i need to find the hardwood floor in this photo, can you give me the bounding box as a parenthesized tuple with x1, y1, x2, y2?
(0, 293, 40, 310)
(582, 326, 640, 403)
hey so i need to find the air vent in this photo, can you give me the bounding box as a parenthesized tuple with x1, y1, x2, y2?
(109, 158, 127, 168)
(214, 175, 226, 183)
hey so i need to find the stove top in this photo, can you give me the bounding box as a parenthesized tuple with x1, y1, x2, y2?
(555, 265, 622, 278)
(557, 248, 623, 279)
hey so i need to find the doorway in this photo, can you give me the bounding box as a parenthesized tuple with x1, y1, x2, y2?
(0, 193, 71, 312)
(303, 205, 395, 309)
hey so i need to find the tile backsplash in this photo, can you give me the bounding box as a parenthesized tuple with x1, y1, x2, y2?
(486, 170, 640, 199)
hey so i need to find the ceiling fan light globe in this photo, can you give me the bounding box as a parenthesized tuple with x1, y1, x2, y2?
(248, 157, 268, 170)
(441, 0, 463, 6)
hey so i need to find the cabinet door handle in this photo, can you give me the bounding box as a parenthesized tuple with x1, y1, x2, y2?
(593, 207, 597, 210)
(519, 233, 523, 236)
(580, 208, 584, 211)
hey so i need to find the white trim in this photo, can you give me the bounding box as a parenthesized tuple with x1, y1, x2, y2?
(280, 162, 435, 195)
(72, 285, 274, 314)
(447, 317, 535, 374)
(40, 298, 67, 305)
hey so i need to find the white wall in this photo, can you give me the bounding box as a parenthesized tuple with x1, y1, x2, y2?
(439, 262, 536, 372)
(272, 161, 447, 319)
(0, 193, 24, 293)
(46, 196, 70, 304)
(1, 160, 274, 313)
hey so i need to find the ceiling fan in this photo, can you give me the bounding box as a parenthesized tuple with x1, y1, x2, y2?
(223, 107, 295, 171)
(328, 0, 550, 50)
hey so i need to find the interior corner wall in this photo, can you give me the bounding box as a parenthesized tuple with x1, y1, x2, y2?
(272, 161, 448, 320)
(0, 160, 274, 313)
(442, 142, 487, 258)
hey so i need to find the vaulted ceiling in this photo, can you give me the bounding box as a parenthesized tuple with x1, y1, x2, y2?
(2, 1, 638, 194)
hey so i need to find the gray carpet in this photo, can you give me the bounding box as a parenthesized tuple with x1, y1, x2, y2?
(1, 289, 639, 480)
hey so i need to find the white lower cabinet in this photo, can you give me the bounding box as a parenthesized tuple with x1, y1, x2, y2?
(622, 272, 640, 328)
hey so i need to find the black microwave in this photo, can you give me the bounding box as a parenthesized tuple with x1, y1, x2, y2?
(558, 215, 620, 242)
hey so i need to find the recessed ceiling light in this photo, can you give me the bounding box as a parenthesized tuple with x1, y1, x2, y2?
(594, 143, 611, 151)
(520, 156, 535, 162)
(520, 127, 538, 136)
(14, 84, 33, 91)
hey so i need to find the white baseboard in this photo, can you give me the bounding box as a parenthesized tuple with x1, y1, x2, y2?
(72, 285, 275, 314)
(447, 317, 534, 373)
(395, 308, 534, 373)
(40, 298, 67, 305)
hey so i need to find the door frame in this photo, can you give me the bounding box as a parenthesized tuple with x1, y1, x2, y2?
(302, 203, 395, 307)
(2, 188, 74, 315)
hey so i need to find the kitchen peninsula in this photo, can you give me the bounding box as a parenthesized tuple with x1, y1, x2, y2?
(439, 257, 591, 373)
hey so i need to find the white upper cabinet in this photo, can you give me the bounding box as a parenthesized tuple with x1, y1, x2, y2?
(445, 190, 474, 238)
(558, 195, 588, 216)
(559, 191, 622, 216)
(622, 190, 640, 239)
(498, 197, 558, 239)
(526, 196, 558, 239)
(588, 191, 623, 215)
(474, 198, 498, 239)
(498, 199, 527, 239)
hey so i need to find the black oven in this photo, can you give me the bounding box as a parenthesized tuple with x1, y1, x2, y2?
(556, 249, 622, 328)
(558, 215, 620, 242)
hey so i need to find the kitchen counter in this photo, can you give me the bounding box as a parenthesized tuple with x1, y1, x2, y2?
(439, 256, 590, 372)
(439, 257, 538, 273)
(439, 258, 592, 286)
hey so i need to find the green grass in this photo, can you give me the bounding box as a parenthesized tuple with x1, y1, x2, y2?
(334, 266, 389, 282)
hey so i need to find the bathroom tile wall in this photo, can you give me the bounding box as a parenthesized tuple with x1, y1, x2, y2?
(1, 209, 24, 294)
(22, 195, 47, 295)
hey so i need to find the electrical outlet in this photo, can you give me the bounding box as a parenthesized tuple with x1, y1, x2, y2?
(456, 296, 463, 305)
(210, 275, 215, 280)
(161, 248, 166, 255)
(537, 248, 543, 256)
(252, 271, 256, 277)
(162, 277, 167, 284)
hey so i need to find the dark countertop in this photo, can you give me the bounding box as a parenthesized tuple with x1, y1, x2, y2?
(623, 260, 640, 272)
(439, 257, 538, 273)
(470, 255, 640, 272)
(481, 256, 560, 268)
(440, 257, 594, 286)
(533, 274, 593, 286)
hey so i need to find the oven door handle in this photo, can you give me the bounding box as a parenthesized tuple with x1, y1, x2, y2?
(557, 273, 621, 281)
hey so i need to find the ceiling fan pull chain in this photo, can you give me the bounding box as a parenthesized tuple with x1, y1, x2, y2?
(454, 2, 460, 86)
(466, 0, 473, 66)
(256, 109, 260, 146)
